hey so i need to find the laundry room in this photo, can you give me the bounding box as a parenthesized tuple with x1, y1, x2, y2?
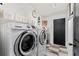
(0, 3, 79, 56)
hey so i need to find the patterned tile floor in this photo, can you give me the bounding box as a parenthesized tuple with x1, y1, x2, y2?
(46, 44, 68, 56)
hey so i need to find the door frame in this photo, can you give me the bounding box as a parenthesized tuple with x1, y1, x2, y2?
(67, 3, 75, 56)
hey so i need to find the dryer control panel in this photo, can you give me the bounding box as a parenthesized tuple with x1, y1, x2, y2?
(11, 22, 27, 30)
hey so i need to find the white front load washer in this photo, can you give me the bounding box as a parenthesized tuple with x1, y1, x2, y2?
(37, 27, 47, 56)
(0, 21, 38, 56)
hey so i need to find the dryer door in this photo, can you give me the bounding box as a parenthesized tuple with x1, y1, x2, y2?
(14, 30, 37, 56)
(39, 30, 47, 45)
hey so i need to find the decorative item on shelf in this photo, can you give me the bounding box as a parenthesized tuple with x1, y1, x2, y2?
(4, 12, 15, 20)
(0, 3, 4, 18)
(0, 9, 3, 18)
(32, 9, 39, 18)
(22, 16, 27, 22)
(32, 9, 41, 27)
(42, 20, 48, 28)
(38, 16, 40, 25)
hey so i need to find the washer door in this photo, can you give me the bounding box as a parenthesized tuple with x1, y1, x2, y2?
(14, 31, 37, 56)
(39, 30, 47, 45)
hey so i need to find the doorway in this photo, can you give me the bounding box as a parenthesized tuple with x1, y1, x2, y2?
(53, 18, 65, 46)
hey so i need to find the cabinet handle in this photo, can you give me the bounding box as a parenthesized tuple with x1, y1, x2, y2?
(69, 43, 76, 47)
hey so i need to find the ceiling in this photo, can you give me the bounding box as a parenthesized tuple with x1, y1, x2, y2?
(3, 3, 68, 17)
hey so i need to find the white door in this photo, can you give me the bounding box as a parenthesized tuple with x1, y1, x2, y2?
(67, 15, 74, 56)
